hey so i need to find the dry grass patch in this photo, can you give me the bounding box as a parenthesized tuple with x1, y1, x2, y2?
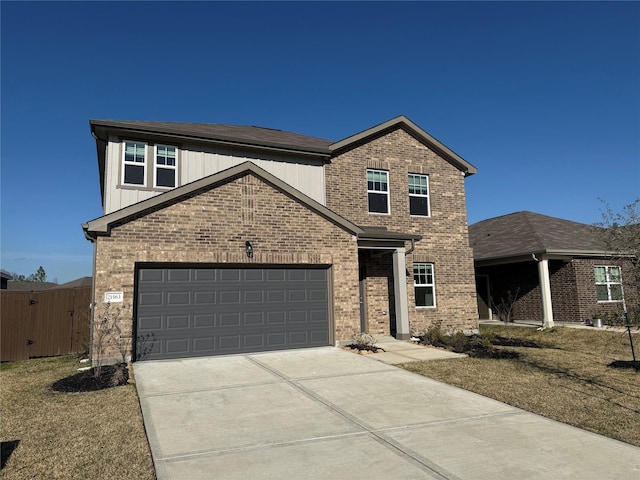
(403, 325, 640, 447)
(1, 356, 155, 479)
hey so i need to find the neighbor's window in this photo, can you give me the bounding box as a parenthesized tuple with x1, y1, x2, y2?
(408, 173, 430, 216)
(155, 145, 177, 188)
(367, 169, 389, 214)
(123, 141, 146, 186)
(414, 262, 436, 307)
(594, 266, 623, 302)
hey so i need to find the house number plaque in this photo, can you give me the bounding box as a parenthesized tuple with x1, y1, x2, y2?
(104, 291, 124, 303)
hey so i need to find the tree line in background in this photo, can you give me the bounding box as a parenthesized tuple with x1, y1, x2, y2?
(8, 266, 48, 282)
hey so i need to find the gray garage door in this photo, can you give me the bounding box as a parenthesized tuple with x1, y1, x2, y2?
(135, 266, 331, 361)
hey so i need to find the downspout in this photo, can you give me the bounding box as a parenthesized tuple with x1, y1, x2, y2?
(405, 238, 416, 255)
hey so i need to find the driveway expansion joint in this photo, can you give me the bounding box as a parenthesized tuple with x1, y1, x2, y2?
(246, 354, 462, 480)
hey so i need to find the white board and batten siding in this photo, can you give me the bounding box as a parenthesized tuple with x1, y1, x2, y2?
(103, 139, 327, 214)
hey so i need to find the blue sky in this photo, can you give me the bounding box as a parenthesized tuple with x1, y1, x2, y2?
(1, 1, 639, 283)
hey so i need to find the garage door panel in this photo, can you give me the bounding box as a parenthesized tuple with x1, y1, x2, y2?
(138, 315, 163, 331)
(219, 290, 241, 304)
(167, 269, 190, 282)
(139, 292, 163, 307)
(167, 292, 190, 306)
(308, 269, 327, 282)
(266, 332, 286, 346)
(243, 270, 264, 281)
(219, 269, 241, 282)
(139, 269, 164, 282)
(288, 290, 307, 302)
(166, 338, 190, 354)
(267, 290, 286, 302)
(166, 315, 189, 329)
(135, 267, 331, 360)
(267, 311, 286, 324)
(243, 290, 264, 303)
(244, 312, 264, 326)
(194, 314, 215, 328)
(289, 311, 307, 323)
(288, 270, 307, 282)
(219, 335, 240, 350)
(219, 312, 241, 327)
(193, 337, 215, 352)
(194, 269, 216, 282)
(194, 291, 215, 305)
(309, 289, 328, 302)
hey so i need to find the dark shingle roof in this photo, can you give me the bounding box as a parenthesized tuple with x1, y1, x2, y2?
(55, 276, 93, 289)
(469, 211, 608, 261)
(90, 120, 333, 155)
(5, 281, 60, 291)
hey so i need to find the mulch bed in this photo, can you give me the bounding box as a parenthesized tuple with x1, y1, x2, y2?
(419, 334, 521, 359)
(343, 344, 386, 354)
(50, 363, 129, 393)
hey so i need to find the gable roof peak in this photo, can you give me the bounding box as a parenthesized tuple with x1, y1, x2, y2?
(329, 115, 477, 176)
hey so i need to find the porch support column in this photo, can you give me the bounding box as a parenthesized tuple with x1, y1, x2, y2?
(393, 247, 411, 340)
(537, 256, 555, 329)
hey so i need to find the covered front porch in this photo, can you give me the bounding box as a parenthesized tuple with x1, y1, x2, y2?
(357, 227, 421, 340)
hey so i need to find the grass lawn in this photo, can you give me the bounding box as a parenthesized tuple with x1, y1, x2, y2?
(0, 356, 155, 479)
(402, 325, 640, 447)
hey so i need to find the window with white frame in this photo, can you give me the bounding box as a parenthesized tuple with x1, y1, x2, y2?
(408, 173, 429, 216)
(414, 262, 436, 307)
(123, 141, 146, 186)
(155, 144, 177, 188)
(594, 266, 624, 302)
(367, 169, 389, 214)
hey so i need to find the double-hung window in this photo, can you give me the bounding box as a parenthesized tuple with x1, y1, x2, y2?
(594, 266, 623, 302)
(367, 169, 389, 214)
(414, 263, 436, 307)
(123, 141, 146, 186)
(408, 173, 429, 216)
(155, 145, 177, 188)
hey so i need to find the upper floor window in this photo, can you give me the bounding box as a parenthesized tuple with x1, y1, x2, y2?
(408, 173, 430, 216)
(155, 145, 177, 188)
(414, 262, 436, 307)
(367, 169, 389, 214)
(594, 266, 623, 302)
(123, 141, 146, 186)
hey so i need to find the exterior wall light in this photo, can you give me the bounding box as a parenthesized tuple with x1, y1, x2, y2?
(245, 241, 253, 258)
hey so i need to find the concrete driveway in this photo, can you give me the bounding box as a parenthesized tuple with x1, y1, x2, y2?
(134, 347, 640, 480)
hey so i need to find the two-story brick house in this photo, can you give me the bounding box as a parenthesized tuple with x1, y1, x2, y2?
(83, 116, 479, 361)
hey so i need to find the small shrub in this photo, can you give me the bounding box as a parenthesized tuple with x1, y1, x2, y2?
(351, 333, 377, 348)
(421, 325, 449, 348)
(347, 333, 384, 353)
(448, 332, 471, 353)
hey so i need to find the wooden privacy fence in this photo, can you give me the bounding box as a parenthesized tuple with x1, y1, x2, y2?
(0, 287, 91, 361)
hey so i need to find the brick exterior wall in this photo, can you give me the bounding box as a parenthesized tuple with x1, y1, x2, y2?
(477, 258, 639, 324)
(325, 128, 479, 334)
(573, 258, 638, 323)
(92, 173, 360, 360)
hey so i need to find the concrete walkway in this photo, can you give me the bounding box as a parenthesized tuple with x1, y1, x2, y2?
(134, 347, 640, 480)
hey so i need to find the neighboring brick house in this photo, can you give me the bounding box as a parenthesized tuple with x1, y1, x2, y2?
(469, 211, 639, 327)
(83, 116, 479, 361)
